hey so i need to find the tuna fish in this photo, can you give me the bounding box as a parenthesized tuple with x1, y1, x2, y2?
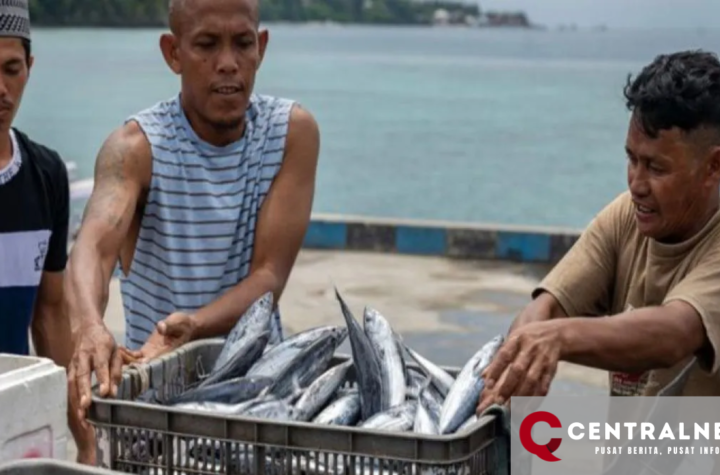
(212, 292, 274, 372)
(364, 307, 407, 410)
(413, 382, 443, 435)
(294, 360, 353, 422)
(360, 400, 418, 432)
(165, 375, 273, 406)
(243, 398, 299, 421)
(404, 345, 455, 397)
(413, 398, 438, 435)
(438, 335, 504, 434)
(197, 331, 270, 388)
(406, 368, 430, 399)
(265, 327, 347, 399)
(312, 391, 362, 426)
(393, 330, 409, 381)
(334, 288, 383, 421)
(247, 325, 344, 377)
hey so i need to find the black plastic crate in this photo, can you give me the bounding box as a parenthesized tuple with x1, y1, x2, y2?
(89, 338, 509, 474)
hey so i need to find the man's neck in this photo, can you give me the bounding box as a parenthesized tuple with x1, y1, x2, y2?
(194, 120, 246, 148)
(657, 197, 720, 245)
(0, 128, 13, 170)
(179, 97, 246, 148)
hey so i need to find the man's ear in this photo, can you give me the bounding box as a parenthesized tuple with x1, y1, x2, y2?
(257, 29, 269, 70)
(701, 145, 720, 192)
(26, 54, 33, 77)
(707, 146, 720, 180)
(160, 33, 181, 74)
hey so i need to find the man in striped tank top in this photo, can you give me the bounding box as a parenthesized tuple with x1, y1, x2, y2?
(64, 0, 320, 463)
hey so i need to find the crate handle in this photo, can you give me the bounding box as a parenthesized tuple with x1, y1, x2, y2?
(127, 363, 151, 395)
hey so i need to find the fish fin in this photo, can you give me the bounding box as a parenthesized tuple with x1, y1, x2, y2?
(334, 287, 356, 322)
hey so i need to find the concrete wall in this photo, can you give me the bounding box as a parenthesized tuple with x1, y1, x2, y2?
(303, 214, 583, 264)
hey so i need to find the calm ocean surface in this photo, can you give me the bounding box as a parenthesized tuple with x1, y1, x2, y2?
(14, 25, 720, 229)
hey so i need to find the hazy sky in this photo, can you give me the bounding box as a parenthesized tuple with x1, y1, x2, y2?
(481, 0, 720, 28)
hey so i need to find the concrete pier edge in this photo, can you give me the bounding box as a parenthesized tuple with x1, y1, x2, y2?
(304, 213, 584, 264)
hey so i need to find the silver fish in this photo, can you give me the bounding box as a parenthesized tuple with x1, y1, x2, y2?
(247, 325, 344, 377)
(414, 399, 437, 435)
(438, 335, 504, 434)
(266, 327, 346, 399)
(363, 307, 406, 409)
(361, 400, 418, 432)
(413, 383, 442, 435)
(423, 377, 446, 409)
(405, 365, 446, 404)
(407, 365, 427, 377)
(243, 398, 298, 421)
(335, 288, 383, 421)
(186, 397, 276, 416)
(166, 375, 273, 406)
(312, 391, 362, 426)
(391, 330, 409, 380)
(404, 346, 455, 397)
(212, 292, 274, 372)
(406, 369, 429, 399)
(172, 391, 274, 415)
(294, 360, 353, 422)
(334, 386, 359, 399)
(197, 331, 270, 388)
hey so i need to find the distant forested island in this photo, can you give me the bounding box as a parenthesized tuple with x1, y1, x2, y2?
(28, 0, 532, 27)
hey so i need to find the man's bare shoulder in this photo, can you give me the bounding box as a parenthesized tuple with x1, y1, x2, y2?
(102, 120, 152, 165)
(286, 103, 319, 149)
(94, 121, 152, 188)
(289, 102, 318, 126)
(116, 120, 151, 148)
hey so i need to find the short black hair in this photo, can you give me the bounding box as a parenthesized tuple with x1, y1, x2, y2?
(623, 50, 720, 140)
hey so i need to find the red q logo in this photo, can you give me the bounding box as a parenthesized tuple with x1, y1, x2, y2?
(520, 411, 563, 462)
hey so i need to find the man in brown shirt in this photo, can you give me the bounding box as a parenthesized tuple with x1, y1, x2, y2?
(477, 50, 720, 413)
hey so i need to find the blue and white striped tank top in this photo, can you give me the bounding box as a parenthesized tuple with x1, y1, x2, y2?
(119, 93, 294, 350)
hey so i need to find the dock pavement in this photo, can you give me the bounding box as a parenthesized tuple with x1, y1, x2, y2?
(64, 248, 608, 462)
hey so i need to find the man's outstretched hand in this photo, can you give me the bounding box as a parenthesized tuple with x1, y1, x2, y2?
(68, 322, 124, 427)
(476, 320, 564, 414)
(138, 312, 197, 363)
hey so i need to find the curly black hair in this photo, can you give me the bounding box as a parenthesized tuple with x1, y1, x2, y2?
(624, 50, 720, 140)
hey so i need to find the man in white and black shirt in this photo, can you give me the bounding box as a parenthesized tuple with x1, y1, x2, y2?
(0, 0, 90, 463)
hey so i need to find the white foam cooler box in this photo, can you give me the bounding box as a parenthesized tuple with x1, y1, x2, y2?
(0, 354, 68, 460)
